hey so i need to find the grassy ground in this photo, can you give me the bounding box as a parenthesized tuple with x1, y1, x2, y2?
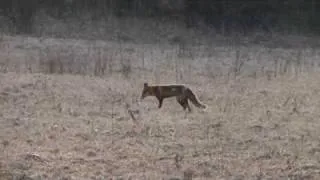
(0, 33, 320, 179)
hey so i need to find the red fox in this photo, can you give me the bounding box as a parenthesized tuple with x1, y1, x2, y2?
(140, 83, 207, 112)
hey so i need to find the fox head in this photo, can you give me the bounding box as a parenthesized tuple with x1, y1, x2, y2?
(141, 83, 152, 100)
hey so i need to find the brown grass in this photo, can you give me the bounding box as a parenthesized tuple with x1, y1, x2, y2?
(0, 34, 320, 179)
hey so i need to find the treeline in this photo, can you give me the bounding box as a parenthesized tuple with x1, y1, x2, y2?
(0, 0, 319, 35)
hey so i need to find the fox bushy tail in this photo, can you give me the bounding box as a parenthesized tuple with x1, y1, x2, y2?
(186, 88, 207, 109)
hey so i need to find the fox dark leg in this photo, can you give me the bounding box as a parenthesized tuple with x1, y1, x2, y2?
(185, 100, 192, 112)
(176, 98, 187, 111)
(176, 96, 191, 112)
(157, 97, 164, 108)
(182, 99, 191, 112)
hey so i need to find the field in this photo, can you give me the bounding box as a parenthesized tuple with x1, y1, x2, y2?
(1, 32, 320, 180)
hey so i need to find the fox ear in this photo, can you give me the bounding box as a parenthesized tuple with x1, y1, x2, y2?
(144, 83, 148, 87)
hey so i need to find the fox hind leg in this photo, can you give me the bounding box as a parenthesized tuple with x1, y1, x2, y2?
(176, 96, 192, 112)
(186, 100, 192, 112)
(184, 99, 192, 112)
(176, 96, 186, 110)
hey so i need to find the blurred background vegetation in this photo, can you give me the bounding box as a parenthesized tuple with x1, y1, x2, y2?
(0, 0, 319, 37)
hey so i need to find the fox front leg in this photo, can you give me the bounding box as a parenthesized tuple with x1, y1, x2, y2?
(157, 97, 163, 108)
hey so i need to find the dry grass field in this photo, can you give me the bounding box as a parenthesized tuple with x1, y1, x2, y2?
(1, 33, 320, 180)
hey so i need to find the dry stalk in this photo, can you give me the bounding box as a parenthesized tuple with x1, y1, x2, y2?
(283, 58, 291, 75)
(232, 49, 247, 78)
(295, 49, 302, 78)
(94, 48, 107, 76)
(125, 102, 139, 123)
(291, 96, 300, 115)
(39, 47, 65, 74)
(282, 95, 292, 107)
(117, 34, 132, 78)
(183, 168, 194, 180)
(273, 56, 279, 78)
(174, 153, 183, 169)
(121, 59, 132, 78)
(0, 59, 9, 73)
(175, 55, 179, 83)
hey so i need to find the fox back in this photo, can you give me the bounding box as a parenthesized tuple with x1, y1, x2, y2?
(141, 83, 187, 99)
